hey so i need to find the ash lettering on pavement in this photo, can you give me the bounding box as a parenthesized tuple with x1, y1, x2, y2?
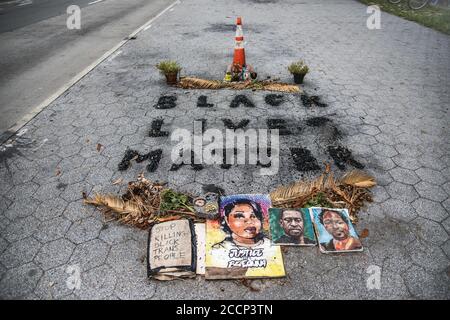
(118, 93, 364, 174)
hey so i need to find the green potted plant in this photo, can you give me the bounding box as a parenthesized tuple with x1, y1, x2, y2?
(288, 60, 309, 84)
(156, 60, 182, 85)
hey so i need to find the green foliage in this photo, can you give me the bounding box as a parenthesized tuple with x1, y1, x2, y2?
(159, 189, 194, 213)
(304, 192, 333, 208)
(288, 60, 309, 75)
(156, 60, 182, 75)
(359, 0, 450, 35)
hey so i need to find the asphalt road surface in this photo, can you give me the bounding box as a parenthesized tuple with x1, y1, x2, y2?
(0, 0, 175, 142)
(0, 0, 96, 33)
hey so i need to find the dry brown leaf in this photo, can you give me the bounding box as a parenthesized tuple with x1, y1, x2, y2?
(55, 168, 61, 176)
(96, 143, 103, 152)
(340, 170, 376, 188)
(112, 178, 123, 185)
(360, 229, 369, 238)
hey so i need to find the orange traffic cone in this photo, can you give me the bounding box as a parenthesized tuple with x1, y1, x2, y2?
(232, 17, 246, 69)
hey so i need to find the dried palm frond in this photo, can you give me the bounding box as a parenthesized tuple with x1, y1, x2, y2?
(326, 184, 373, 223)
(83, 173, 205, 229)
(177, 77, 302, 93)
(178, 77, 226, 90)
(83, 174, 165, 229)
(84, 194, 141, 216)
(339, 170, 376, 188)
(270, 171, 336, 207)
(261, 83, 301, 93)
(269, 167, 376, 223)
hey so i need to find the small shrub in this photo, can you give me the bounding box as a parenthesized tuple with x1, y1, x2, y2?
(288, 60, 309, 75)
(156, 60, 181, 74)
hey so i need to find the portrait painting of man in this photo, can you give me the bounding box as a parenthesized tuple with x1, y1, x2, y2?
(310, 208, 363, 253)
(269, 208, 317, 246)
(205, 194, 285, 280)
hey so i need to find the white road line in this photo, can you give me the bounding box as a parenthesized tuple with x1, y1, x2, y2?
(128, 0, 180, 38)
(143, 24, 152, 31)
(107, 50, 122, 62)
(18, 0, 33, 7)
(2, 0, 181, 143)
(89, 0, 104, 5)
(0, 0, 31, 7)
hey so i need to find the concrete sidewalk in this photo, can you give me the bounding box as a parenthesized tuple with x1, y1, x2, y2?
(0, 0, 449, 299)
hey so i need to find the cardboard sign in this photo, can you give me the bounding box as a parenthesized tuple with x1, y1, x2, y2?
(194, 223, 206, 275)
(147, 219, 196, 280)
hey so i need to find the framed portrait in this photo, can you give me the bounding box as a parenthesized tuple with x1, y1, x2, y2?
(205, 194, 285, 279)
(310, 207, 363, 254)
(269, 208, 317, 246)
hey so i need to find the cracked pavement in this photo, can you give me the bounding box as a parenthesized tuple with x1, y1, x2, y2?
(0, 0, 449, 299)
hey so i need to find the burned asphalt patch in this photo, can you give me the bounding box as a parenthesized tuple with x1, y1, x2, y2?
(202, 184, 225, 196)
(302, 116, 343, 145)
(222, 119, 250, 130)
(170, 151, 204, 172)
(118, 148, 163, 172)
(197, 95, 214, 108)
(266, 118, 293, 135)
(149, 118, 169, 137)
(154, 95, 177, 109)
(306, 116, 331, 127)
(327, 146, 364, 170)
(290, 147, 321, 172)
(301, 94, 328, 108)
(230, 95, 256, 108)
(265, 94, 285, 106)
